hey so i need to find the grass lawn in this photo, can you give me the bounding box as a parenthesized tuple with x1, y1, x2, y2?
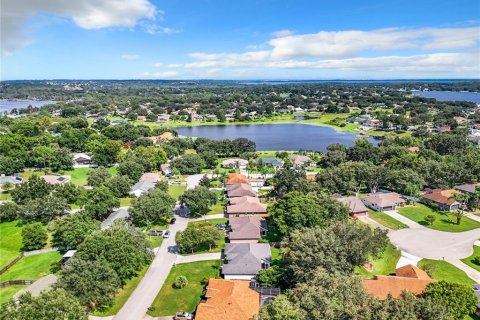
(0, 221, 23, 269)
(368, 210, 408, 230)
(186, 218, 227, 254)
(355, 243, 401, 278)
(93, 264, 150, 316)
(0, 191, 12, 201)
(271, 246, 282, 264)
(0, 251, 61, 282)
(397, 204, 480, 232)
(208, 201, 224, 215)
(0, 285, 26, 305)
(418, 259, 474, 286)
(168, 184, 186, 200)
(461, 246, 480, 272)
(119, 197, 133, 207)
(147, 260, 221, 317)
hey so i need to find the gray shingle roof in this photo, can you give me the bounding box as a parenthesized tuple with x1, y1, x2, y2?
(101, 208, 130, 229)
(0, 175, 23, 185)
(222, 243, 271, 276)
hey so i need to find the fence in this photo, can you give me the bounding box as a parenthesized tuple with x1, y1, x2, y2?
(0, 254, 23, 275)
(0, 280, 35, 288)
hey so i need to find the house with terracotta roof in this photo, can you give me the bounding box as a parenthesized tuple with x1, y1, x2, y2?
(195, 279, 260, 320)
(226, 183, 256, 198)
(226, 196, 267, 217)
(421, 189, 462, 211)
(222, 243, 272, 280)
(362, 264, 435, 299)
(362, 192, 406, 211)
(336, 196, 369, 217)
(226, 173, 249, 185)
(228, 216, 268, 243)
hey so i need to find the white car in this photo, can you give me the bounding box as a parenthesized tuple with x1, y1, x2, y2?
(174, 311, 193, 320)
(163, 230, 171, 238)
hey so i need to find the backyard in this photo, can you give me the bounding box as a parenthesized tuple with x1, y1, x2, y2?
(355, 243, 401, 278)
(461, 246, 480, 272)
(18, 167, 117, 186)
(397, 204, 480, 232)
(0, 221, 23, 269)
(418, 259, 474, 286)
(367, 210, 408, 230)
(147, 260, 221, 317)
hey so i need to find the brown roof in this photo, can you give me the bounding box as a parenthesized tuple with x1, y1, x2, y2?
(40, 175, 71, 185)
(336, 196, 368, 214)
(407, 146, 420, 152)
(362, 265, 434, 299)
(227, 183, 256, 198)
(363, 192, 405, 208)
(229, 216, 266, 240)
(421, 189, 460, 205)
(139, 172, 161, 183)
(227, 196, 267, 214)
(195, 279, 260, 320)
(226, 174, 249, 184)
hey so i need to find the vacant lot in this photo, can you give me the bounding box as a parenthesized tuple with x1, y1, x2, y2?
(398, 204, 480, 232)
(148, 260, 221, 317)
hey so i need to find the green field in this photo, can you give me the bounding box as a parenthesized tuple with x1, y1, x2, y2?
(0, 285, 26, 305)
(147, 260, 221, 317)
(0, 221, 23, 269)
(367, 210, 408, 230)
(355, 243, 401, 278)
(208, 201, 225, 215)
(418, 259, 474, 286)
(397, 204, 480, 232)
(167, 184, 186, 200)
(461, 246, 480, 272)
(93, 264, 150, 316)
(0, 251, 61, 282)
(271, 246, 282, 263)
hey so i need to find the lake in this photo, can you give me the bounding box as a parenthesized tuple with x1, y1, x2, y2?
(0, 100, 55, 112)
(176, 123, 376, 151)
(412, 91, 480, 103)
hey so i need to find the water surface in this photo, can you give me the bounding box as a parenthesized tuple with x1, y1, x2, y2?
(0, 100, 55, 112)
(412, 91, 480, 103)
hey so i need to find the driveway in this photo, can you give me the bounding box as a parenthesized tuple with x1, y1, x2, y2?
(176, 252, 221, 264)
(185, 174, 212, 190)
(383, 210, 423, 228)
(388, 227, 480, 260)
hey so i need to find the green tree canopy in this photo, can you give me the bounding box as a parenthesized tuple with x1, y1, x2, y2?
(179, 186, 217, 217)
(129, 188, 176, 226)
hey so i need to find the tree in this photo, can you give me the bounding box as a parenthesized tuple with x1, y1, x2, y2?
(50, 147, 74, 172)
(282, 222, 388, 283)
(33, 146, 54, 169)
(22, 222, 47, 251)
(424, 215, 436, 225)
(0, 289, 87, 320)
(179, 186, 216, 217)
(450, 192, 468, 225)
(118, 160, 145, 182)
(173, 276, 188, 289)
(129, 188, 176, 226)
(11, 175, 52, 204)
(199, 175, 211, 187)
(56, 257, 121, 309)
(52, 214, 100, 250)
(86, 139, 122, 167)
(171, 154, 206, 174)
(1, 181, 13, 193)
(22, 195, 69, 221)
(87, 167, 111, 187)
(131, 146, 167, 170)
(0, 202, 21, 222)
(423, 281, 477, 320)
(80, 186, 119, 220)
(273, 167, 314, 196)
(54, 183, 82, 204)
(269, 191, 349, 237)
(259, 294, 304, 320)
(176, 222, 223, 253)
(103, 175, 132, 197)
(257, 265, 286, 288)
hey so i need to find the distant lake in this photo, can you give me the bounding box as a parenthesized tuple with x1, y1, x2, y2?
(176, 123, 377, 151)
(0, 100, 55, 112)
(412, 91, 480, 103)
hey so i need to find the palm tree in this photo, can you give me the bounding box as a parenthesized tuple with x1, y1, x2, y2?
(449, 192, 469, 225)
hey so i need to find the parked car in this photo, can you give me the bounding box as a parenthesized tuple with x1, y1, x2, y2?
(150, 230, 163, 237)
(170, 217, 176, 224)
(174, 312, 193, 320)
(163, 230, 171, 238)
(215, 224, 226, 230)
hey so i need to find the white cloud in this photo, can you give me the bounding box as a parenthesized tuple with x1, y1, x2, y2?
(1, 0, 157, 56)
(271, 29, 294, 38)
(142, 71, 178, 78)
(166, 63, 182, 68)
(122, 54, 140, 60)
(151, 62, 163, 67)
(143, 24, 179, 35)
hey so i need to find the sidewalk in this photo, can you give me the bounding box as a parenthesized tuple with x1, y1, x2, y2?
(383, 210, 423, 229)
(176, 252, 221, 264)
(447, 259, 480, 283)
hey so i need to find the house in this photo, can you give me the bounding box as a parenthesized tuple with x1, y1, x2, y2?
(41, 174, 71, 185)
(258, 158, 284, 169)
(435, 125, 451, 133)
(157, 114, 170, 123)
(129, 181, 156, 197)
(226, 173, 249, 185)
(455, 183, 480, 194)
(195, 279, 260, 320)
(288, 154, 312, 167)
(72, 153, 92, 166)
(139, 172, 161, 183)
(111, 119, 127, 126)
(421, 189, 462, 211)
(136, 115, 146, 121)
(362, 264, 435, 299)
(222, 158, 249, 168)
(0, 175, 23, 186)
(160, 164, 172, 177)
(59, 250, 77, 265)
(101, 208, 130, 229)
(222, 243, 272, 280)
(407, 146, 420, 153)
(226, 196, 267, 217)
(336, 196, 369, 217)
(228, 216, 268, 243)
(226, 183, 256, 198)
(362, 192, 406, 211)
(453, 116, 468, 125)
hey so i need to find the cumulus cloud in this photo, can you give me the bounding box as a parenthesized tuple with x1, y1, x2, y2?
(182, 26, 480, 74)
(166, 63, 182, 68)
(1, 0, 157, 56)
(122, 54, 140, 60)
(143, 24, 179, 35)
(271, 29, 294, 38)
(142, 71, 178, 78)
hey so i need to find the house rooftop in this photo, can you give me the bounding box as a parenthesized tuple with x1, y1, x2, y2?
(222, 243, 272, 276)
(422, 189, 460, 206)
(41, 174, 71, 185)
(226, 183, 256, 198)
(101, 208, 130, 229)
(226, 173, 249, 184)
(227, 196, 267, 214)
(0, 175, 23, 185)
(139, 172, 161, 183)
(336, 196, 368, 214)
(363, 192, 405, 208)
(229, 216, 266, 240)
(454, 183, 480, 194)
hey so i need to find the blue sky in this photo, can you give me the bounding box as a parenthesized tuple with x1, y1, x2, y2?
(1, 0, 479, 80)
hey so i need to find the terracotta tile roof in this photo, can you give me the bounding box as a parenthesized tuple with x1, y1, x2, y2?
(362, 264, 434, 300)
(227, 183, 256, 198)
(226, 174, 249, 184)
(227, 197, 267, 214)
(421, 189, 460, 205)
(195, 279, 260, 320)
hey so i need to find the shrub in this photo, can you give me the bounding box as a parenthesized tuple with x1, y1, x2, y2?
(22, 222, 47, 251)
(473, 256, 480, 266)
(173, 276, 188, 289)
(424, 215, 436, 225)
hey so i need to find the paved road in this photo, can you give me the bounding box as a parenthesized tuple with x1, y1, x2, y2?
(389, 227, 480, 260)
